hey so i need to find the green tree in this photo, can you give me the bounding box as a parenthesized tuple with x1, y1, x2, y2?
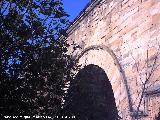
(0, 0, 72, 119)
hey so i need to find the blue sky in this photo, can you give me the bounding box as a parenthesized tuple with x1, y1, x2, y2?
(63, 0, 89, 22)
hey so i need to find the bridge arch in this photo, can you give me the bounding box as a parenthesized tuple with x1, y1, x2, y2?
(66, 0, 160, 119)
(74, 45, 133, 115)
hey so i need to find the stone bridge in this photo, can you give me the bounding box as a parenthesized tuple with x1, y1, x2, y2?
(64, 0, 160, 119)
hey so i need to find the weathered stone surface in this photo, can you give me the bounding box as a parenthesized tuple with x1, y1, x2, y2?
(66, 0, 160, 119)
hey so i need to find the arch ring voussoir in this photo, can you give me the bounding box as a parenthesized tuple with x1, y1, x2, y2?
(74, 44, 133, 114)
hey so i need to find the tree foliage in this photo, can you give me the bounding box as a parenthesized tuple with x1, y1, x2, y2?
(0, 0, 72, 119)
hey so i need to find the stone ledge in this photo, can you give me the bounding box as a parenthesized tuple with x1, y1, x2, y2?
(145, 84, 160, 96)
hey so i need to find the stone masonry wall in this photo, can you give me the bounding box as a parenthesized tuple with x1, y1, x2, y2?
(66, 0, 160, 119)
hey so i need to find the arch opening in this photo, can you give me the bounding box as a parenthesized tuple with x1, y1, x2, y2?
(74, 45, 133, 113)
(64, 64, 119, 120)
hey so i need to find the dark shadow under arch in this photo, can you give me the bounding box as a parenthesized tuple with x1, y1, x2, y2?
(63, 64, 119, 120)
